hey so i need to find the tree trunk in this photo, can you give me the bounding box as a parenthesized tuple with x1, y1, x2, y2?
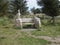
(48, 16, 55, 25)
(52, 16, 55, 24)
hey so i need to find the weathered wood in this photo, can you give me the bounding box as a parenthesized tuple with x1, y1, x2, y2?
(15, 10, 22, 28)
(33, 16, 41, 29)
(15, 12, 41, 29)
(22, 18, 33, 23)
(15, 18, 22, 28)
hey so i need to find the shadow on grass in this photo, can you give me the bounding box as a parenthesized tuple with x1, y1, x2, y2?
(4, 26, 10, 28)
(0, 37, 6, 41)
(23, 24, 36, 29)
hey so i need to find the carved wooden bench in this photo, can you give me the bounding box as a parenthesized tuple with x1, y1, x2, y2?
(15, 17, 41, 29)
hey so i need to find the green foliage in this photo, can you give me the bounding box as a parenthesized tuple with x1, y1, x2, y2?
(37, 0, 59, 24)
(0, 17, 8, 26)
(0, 0, 8, 17)
(59, 1, 60, 14)
(38, 0, 59, 17)
(11, 0, 28, 15)
(31, 7, 41, 14)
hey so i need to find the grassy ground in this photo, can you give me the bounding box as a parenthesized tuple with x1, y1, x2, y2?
(31, 19, 60, 37)
(0, 29, 51, 45)
(0, 17, 51, 45)
(0, 17, 60, 45)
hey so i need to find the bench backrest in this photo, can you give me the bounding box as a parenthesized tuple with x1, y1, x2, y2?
(21, 18, 33, 23)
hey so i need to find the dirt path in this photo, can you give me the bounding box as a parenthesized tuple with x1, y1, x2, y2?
(28, 33, 60, 45)
(28, 34, 60, 43)
(21, 29, 60, 43)
(20, 29, 60, 45)
(21, 29, 37, 32)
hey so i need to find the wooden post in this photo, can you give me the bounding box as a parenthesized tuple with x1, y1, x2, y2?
(33, 16, 41, 30)
(15, 10, 22, 29)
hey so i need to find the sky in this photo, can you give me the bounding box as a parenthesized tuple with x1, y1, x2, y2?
(26, 0, 60, 11)
(26, 0, 40, 11)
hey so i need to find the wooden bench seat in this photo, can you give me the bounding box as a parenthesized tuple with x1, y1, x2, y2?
(15, 17, 41, 29)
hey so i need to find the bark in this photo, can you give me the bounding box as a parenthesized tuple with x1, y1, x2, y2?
(51, 16, 55, 24)
(48, 16, 55, 25)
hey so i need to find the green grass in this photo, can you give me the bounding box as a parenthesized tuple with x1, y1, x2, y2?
(0, 35, 51, 45)
(0, 17, 51, 45)
(31, 19, 60, 37)
(0, 17, 60, 45)
(17, 36, 51, 45)
(0, 27, 51, 45)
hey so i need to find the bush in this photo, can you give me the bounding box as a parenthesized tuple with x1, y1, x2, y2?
(0, 17, 9, 26)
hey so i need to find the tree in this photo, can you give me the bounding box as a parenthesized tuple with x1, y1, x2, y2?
(31, 7, 41, 14)
(37, 0, 59, 24)
(11, 0, 28, 15)
(31, 7, 36, 14)
(59, 1, 60, 14)
(0, 0, 8, 17)
(59, 1, 60, 8)
(35, 8, 41, 14)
